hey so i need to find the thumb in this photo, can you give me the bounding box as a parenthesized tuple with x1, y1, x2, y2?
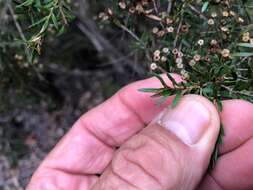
(92, 95, 220, 190)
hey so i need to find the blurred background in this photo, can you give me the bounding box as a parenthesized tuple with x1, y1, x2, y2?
(0, 0, 148, 189)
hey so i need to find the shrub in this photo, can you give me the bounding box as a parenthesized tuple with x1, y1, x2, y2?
(0, 0, 74, 111)
(98, 0, 253, 167)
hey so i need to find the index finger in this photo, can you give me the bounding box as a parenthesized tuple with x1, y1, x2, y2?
(36, 74, 181, 175)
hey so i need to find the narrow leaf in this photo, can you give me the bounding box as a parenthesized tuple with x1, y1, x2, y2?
(216, 99, 223, 112)
(237, 43, 253, 48)
(138, 88, 163, 93)
(166, 73, 178, 87)
(201, 2, 209, 12)
(153, 73, 169, 88)
(172, 91, 182, 108)
(232, 52, 253, 57)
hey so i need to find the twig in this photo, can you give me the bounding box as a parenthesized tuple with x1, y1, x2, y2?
(167, 0, 172, 13)
(0, 0, 10, 22)
(77, 21, 104, 52)
(59, 3, 68, 25)
(221, 85, 253, 97)
(173, 18, 183, 48)
(152, 0, 159, 14)
(117, 23, 146, 48)
(77, 20, 145, 75)
(8, 4, 26, 42)
(8, 3, 30, 60)
(188, 4, 208, 20)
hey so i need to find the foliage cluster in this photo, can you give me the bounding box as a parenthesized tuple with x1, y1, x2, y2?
(99, 0, 253, 167)
(0, 0, 74, 111)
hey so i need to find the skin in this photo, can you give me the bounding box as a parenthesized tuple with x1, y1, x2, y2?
(27, 75, 253, 190)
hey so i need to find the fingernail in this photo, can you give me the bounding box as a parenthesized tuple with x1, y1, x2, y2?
(158, 98, 211, 145)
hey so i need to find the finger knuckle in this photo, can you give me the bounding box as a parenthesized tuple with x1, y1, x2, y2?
(111, 134, 183, 188)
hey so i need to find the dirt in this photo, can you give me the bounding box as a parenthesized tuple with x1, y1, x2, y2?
(0, 63, 141, 189)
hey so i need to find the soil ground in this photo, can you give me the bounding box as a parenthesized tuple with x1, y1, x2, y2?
(0, 65, 141, 189)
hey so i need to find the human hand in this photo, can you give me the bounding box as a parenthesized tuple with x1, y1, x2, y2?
(27, 75, 253, 190)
